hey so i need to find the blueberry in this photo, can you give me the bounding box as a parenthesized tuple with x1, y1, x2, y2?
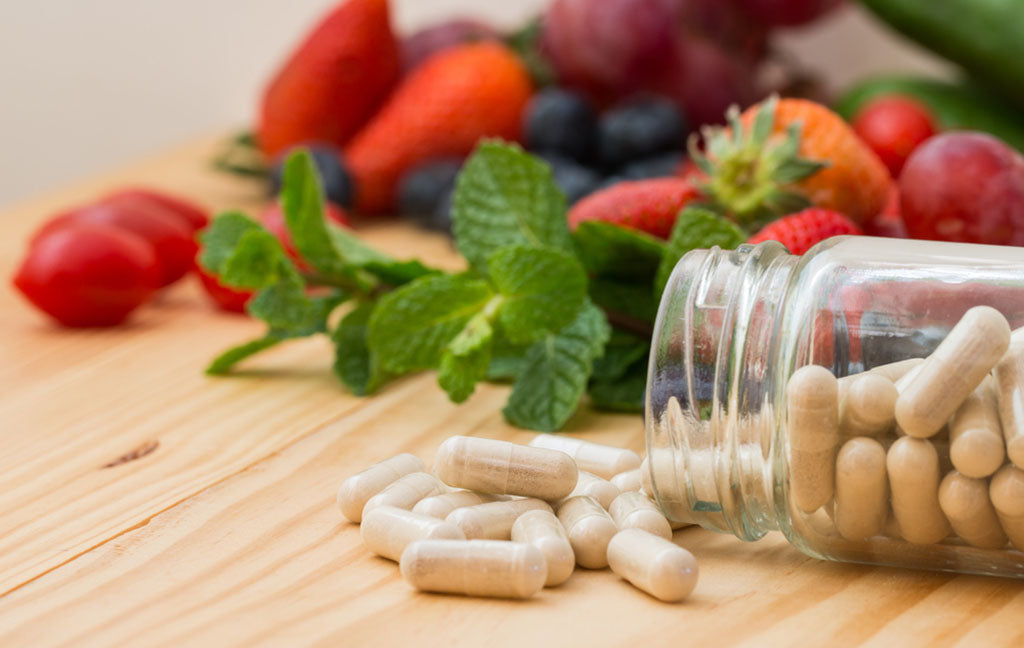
(429, 190, 454, 234)
(397, 158, 463, 223)
(598, 97, 687, 169)
(540, 154, 603, 205)
(269, 144, 354, 208)
(523, 88, 598, 163)
(619, 152, 685, 180)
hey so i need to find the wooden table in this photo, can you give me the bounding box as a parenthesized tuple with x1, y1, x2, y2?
(1, 136, 1022, 647)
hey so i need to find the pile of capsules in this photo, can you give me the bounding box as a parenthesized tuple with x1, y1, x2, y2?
(788, 305, 1024, 549)
(337, 434, 697, 602)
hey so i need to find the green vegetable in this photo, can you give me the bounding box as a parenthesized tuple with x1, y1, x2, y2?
(859, 0, 1024, 110)
(835, 76, 1024, 152)
(202, 143, 743, 431)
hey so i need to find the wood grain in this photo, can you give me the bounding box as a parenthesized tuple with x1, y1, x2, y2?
(1, 135, 1023, 647)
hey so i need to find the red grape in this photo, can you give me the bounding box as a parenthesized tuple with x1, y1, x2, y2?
(652, 36, 757, 128)
(853, 96, 937, 177)
(401, 20, 500, 73)
(900, 132, 1024, 246)
(735, 0, 844, 28)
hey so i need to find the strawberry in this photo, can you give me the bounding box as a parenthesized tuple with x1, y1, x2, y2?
(345, 42, 534, 213)
(258, 0, 400, 157)
(691, 96, 892, 230)
(567, 178, 700, 239)
(747, 208, 862, 255)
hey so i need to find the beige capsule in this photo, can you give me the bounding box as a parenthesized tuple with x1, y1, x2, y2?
(611, 467, 643, 493)
(787, 365, 840, 514)
(360, 506, 466, 561)
(607, 529, 698, 603)
(336, 453, 426, 523)
(938, 472, 1008, 550)
(994, 331, 1024, 470)
(609, 491, 672, 540)
(400, 539, 547, 599)
(412, 491, 503, 519)
(839, 373, 898, 438)
(529, 434, 641, 479)
(989, 464, 1024, 551)
(557, 495, 619, 568)
(511, 509, 575, 586)
(433, 436, 578, 500)
(896, 306, 1011, 439)
(834, 437, 888, 541)
(868, 358, 926, 382)
(948, 379, 1006, 479)
(446, 498, 552, 540)
(561, 471, 620, 509)
(887, 437, 950, 544)
(362, 472, 448, 518)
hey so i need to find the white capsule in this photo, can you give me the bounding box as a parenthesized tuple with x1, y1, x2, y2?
(948, 379, 1006, 478)
(990, 464, 1024, 551)
(412, 491, 503, 519)
(362, 472, 448, 518)
(609, 491, 672, 539)
(561, 471, 620, 509)
(787, 365, 839, 514)
(607, 529, 698, 602)
(938, 472, 1008, 550)
(336, 453, 426, 522)
(834, 437, 888, 541)
(995, 330, 1024, 470)
(529, 434, 641, 479)
(557, 495, 619, 568)
(446, 498, 552, 540)
(868, 358, 925, 382)
(887, 437, 950, 544)
(611, 467, 643, 493)
(400, 540, 547, 599)
(433, 436, 578, 499)
(360, 506, 465, 561)
(511, 509, 575, 586)
(839, 373, 898, 438)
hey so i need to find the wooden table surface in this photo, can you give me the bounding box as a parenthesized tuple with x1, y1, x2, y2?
(1, 136, 1022, 647)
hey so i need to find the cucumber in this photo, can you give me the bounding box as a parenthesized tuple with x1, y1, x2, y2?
(835, 76, 1024, 153)
(860, 0, 1024, 109)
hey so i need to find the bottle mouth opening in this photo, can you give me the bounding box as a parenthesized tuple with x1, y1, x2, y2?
(645, 241, 795, 539)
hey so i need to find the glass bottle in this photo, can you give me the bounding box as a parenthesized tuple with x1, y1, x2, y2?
(645, 236, 1024, 578)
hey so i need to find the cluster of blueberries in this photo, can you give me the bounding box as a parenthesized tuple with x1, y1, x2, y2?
(268, 88, 689, 233)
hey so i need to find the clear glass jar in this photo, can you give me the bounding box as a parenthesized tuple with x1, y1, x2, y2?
(645, 236, 1024, 578)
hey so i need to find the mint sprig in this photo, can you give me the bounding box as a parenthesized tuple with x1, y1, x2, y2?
(203, 143, 743, 431)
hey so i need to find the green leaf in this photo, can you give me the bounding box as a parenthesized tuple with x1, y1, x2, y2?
(572, 221, 667, 281)
(362, 259, 438, 286)
(591, 330, 650, 382)
(220, 229, 290, 289)
(206, 335, 282, 375)
(503, 301, 611, 431)
(326, 225, 438, 287)
(198, 212, 267, 274)
(331, 301, 382, 396)
(589, 359, 647, 413)
(488, 246, 588, 344)
(280, 149, 349, 277)
(484, 328, 531, 381)
(368, 274, 495, 373)
(247, 282, 343, 336)
(656, 206, 745, 294)
(438, 313, 494, 403)
(452, 141, 572, 272)
(589, 277, 659, 324)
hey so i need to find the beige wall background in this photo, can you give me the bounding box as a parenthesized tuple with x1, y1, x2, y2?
(0, 1, 948, 206)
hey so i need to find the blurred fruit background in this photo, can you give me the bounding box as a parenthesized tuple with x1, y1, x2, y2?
(1, 0, 953, 206)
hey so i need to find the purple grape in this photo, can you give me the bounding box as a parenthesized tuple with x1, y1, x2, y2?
(401, 19, 501, 73)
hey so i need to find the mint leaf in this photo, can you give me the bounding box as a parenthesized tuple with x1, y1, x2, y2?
(589, 359, 647, 413)
(488, 246, 587, 344)
(592, 330, 650, 382)
(589, 277, 659, 324)
(280, 149, 349, 277)
(206, 335, 282, 375)
(332, 301, 381, 396)
(572, 221, 667, 281)
(220, 229, 290, 289)
(503, 301, 611, 431)
(363, 259, 438, 286)
(368, 274, 495, 373)
(452, 141, 572, 272)
(326, 225, 437, 287)
(485, 329, 531, 381)
(656, 206, 745, 294)
(438, 313, 493, 403)
(198, 212, 267, 274)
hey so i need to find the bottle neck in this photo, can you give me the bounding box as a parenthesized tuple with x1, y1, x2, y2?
(646, 242, 799, 540)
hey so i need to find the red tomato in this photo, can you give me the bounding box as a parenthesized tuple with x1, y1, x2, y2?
(852, 96, 937, 177)
(196, 267, 253, 313)
(259, 201, 352, 268)
(13, 223, 161, 327)
(106, 188, 210, 231)
(40, 197, 198, 286)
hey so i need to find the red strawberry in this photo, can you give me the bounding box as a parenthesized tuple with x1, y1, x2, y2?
(747, 208, 862, 255)
(345, 42, 534, 213)
(258, 0, 400, 157)
(567, 178, 699, 239)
